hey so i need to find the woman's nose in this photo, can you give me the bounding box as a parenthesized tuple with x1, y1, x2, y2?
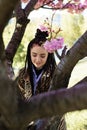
(36, 56, 41, 62)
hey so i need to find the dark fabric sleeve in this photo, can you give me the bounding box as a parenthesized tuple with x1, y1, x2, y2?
(17, 68, 26, 95)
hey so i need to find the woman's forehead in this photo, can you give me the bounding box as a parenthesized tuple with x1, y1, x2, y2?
(31, 44, 48, 54)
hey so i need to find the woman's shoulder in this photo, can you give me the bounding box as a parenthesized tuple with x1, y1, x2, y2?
(18, 67, 29, 79)
(17, 67, 29, 90)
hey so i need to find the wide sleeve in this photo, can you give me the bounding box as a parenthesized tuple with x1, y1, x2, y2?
(17, 68, 32, 98)
(17, 68, 26, 95)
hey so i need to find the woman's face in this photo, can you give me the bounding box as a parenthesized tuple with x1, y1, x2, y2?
(30, 44, 48, 69)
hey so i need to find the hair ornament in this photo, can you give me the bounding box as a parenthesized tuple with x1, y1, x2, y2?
(38, 15, 64, 53)
(35, 28, 48, 41)
(38, 25, 48, 32)
(44, 38, 64, 53)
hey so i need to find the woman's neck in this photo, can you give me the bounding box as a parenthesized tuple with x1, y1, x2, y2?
(33, 65, 44, 77)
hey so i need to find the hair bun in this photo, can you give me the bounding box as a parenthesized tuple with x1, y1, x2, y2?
(35, 29, 48, 41)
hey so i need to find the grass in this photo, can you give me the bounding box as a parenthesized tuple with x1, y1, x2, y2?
(65, 58, 87, 130)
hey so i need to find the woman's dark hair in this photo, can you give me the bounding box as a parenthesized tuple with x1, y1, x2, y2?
(24, 29, 56, 91)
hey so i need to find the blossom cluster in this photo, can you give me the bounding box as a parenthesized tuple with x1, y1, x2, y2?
(38, 24, 64, 53)
(34, 0, 87, 14)
(43, 38, 64, 53)
(21, 0, 87, 13)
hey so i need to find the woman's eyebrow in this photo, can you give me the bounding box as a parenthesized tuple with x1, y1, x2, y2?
(32, 52, 37, 54)
(32, 52, 45, 55)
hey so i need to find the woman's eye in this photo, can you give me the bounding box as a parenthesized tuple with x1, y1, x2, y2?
(41, 55, 45, 58)
(32, 55, 37, 57)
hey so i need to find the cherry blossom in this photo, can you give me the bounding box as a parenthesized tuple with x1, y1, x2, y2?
(44, 38, 64, 53)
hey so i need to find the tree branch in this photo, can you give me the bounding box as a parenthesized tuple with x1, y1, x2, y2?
(0, 0, 19, 62)
(50, 30, 87, 90)
(18, 77, 87, 127)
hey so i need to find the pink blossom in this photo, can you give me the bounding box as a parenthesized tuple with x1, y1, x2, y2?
(44, 37, 64, 53)
(38, 25, 48, 32)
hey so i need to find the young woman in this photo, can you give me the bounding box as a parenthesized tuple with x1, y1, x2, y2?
(18, 28, 56, 98)
(18, 28, 66, 130)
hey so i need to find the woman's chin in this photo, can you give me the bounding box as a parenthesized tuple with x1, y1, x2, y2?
(35, 65, 43, 70)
